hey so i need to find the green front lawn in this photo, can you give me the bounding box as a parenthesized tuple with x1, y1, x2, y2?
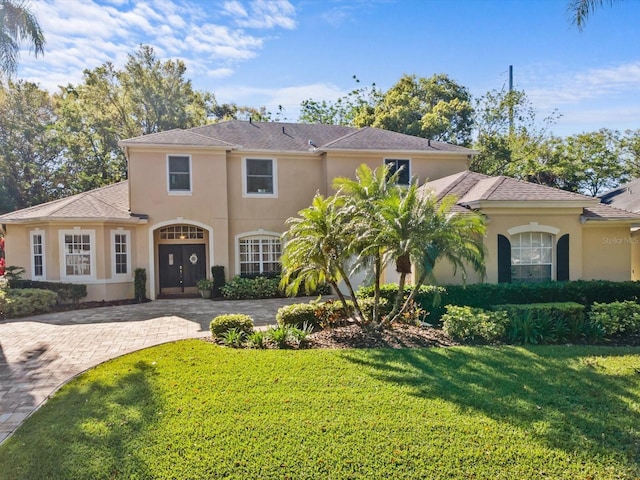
(1, 341, 639, 479)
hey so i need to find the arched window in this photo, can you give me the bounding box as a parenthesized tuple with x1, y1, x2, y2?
(159, 225, 204, 240)
(511, 232, 553, 283)
(238, 234, 282, 276)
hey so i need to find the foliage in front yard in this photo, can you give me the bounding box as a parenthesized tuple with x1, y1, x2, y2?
(0, 288, 57, 317)
(359, 280, 640, 322)
(441, 305, 508, 342)
(8, 279, 87, 304)
(209, 314, 254, 339)
(221, 275, 282, 299)
(0, 341, 638, 479)
(588, 300, 640, 336)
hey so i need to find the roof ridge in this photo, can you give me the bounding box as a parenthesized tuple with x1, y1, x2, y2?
(185, 129, 236, 147)
(481, 175, 506, 200)
(321, 126, 363, 148)
(438, 171, 473, 198)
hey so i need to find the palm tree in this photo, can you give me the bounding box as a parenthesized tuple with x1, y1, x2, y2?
(279, 193, 366, 323)
(395, 194, 486, 321)
(569, 0, 622, 30)
(333, 163, 401, 324)
(374, 180, 440, 324)
(0, 0, 45, 77)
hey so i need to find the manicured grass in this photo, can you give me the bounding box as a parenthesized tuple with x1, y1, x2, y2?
(1, 342, 639, 479)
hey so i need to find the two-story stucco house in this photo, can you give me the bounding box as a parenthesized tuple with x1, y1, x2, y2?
(1, 120, 639, 302)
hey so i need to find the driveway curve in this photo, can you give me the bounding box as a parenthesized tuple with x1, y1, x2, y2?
(0, 297, 308, 443)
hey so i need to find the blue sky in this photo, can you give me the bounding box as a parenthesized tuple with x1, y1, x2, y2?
(15, 0, 640, 137)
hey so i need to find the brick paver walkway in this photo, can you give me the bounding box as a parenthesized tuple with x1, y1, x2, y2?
(0, 297, 306, 444)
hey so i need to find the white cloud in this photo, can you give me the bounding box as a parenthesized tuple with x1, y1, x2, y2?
(235, 0, 296, 29)
(17, 0, 298, 91)
(522, 62, 640, 110)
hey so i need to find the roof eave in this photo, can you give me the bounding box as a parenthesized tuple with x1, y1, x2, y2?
(321, 148, 475, 155)
(0, 216, 147, 225)
(117, 141, 236, 150)
(462, 200, 598, 209)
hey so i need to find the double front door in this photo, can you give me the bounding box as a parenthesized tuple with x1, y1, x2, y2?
(159, 244, 206, 293)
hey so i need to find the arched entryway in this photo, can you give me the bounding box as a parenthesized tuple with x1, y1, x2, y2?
(148, 220, 214, 299)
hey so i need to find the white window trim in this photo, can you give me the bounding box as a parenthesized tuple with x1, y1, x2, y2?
(235, 230, 283, 276)
(384, 158, 412, 185)
(59, 229, 97, 282)
(510, 231, 556, 282)
(111, 229, 132, 280)
(507, 223, 560, 236)
(167, 154, 192, 196)
(242, 157, 278, 198)
(30, 229, 46, 280)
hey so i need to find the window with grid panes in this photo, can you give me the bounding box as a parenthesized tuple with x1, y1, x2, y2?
(238, 236, 281, 276)
(511, 232, 553, 283)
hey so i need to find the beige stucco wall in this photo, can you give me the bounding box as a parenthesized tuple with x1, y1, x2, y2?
(582, 224, 633, 281)
(631, 230, 640, 281)
(324, 152, 469, 193)
(3, 222, 138, 302)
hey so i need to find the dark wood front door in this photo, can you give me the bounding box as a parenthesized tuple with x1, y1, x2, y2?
(159, 244, 207, 292)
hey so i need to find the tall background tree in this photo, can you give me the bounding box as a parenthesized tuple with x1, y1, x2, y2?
(0, 0, 45, 77)
(0, 80, 62, 212)
(299, 73, 474, 145)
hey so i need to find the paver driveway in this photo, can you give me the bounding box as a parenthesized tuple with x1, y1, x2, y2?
(0, 297, 306, 444)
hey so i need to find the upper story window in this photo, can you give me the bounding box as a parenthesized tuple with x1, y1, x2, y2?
(167, 155, 191, 194)
(60, 229, 96, 280)
(384, 159, 411, 185)
(30, 231, 45, 279)
(511, 232, 553, 283)
(243, 158, 277, 197)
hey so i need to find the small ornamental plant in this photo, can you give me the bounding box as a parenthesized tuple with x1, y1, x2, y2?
(197, 278, 214, 290)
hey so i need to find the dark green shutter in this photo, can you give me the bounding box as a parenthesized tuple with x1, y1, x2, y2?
(557, 234, 570, 281)
(497, 234, 511, 283)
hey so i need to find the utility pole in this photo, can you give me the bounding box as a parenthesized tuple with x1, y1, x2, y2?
(508, 65, 514, 135)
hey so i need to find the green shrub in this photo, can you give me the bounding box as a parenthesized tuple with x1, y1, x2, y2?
(9, 279, 87, 304)
(220, 328, 246, 348)
(210, 314, 254, 339)
(134, 268, 147, 302)
(0, 288, 57, 317)
(277, 303, 321, 329)
(221, 276, 282, 300)
(357, 283, 447, 321)
(211, 265, 226, 298)
(359, 281, 640, 323)
(265, 325, 292, 349)
(246, 330, 266, 349)
(500, 302, 588, 345)
(441, 305, 508, 343)
(588, 301, 640, 336)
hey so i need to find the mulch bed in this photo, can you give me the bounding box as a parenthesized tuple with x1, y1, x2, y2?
(308, 323, 460, 349)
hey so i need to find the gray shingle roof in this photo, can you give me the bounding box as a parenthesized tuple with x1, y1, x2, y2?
(120, 120, 476, 154)
(119, 129, 235, 147)
(600, 178, 640, 213)
(0, 181, 135, 223)
(421, 171, 640, 222)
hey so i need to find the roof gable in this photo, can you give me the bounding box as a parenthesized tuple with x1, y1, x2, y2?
(422, 171, 640, 222)
(0, 181, 133, 222)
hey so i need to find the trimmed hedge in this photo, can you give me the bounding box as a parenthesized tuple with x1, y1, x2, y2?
(442, 305, 508, 343)
(0, 288, 57, 317)
(358, 280, 640, 322)
(8, 279, 87, 304)
(588, 301, 640, 336)
(210, 314, 254, 340)
(498, 302, 598, 345)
